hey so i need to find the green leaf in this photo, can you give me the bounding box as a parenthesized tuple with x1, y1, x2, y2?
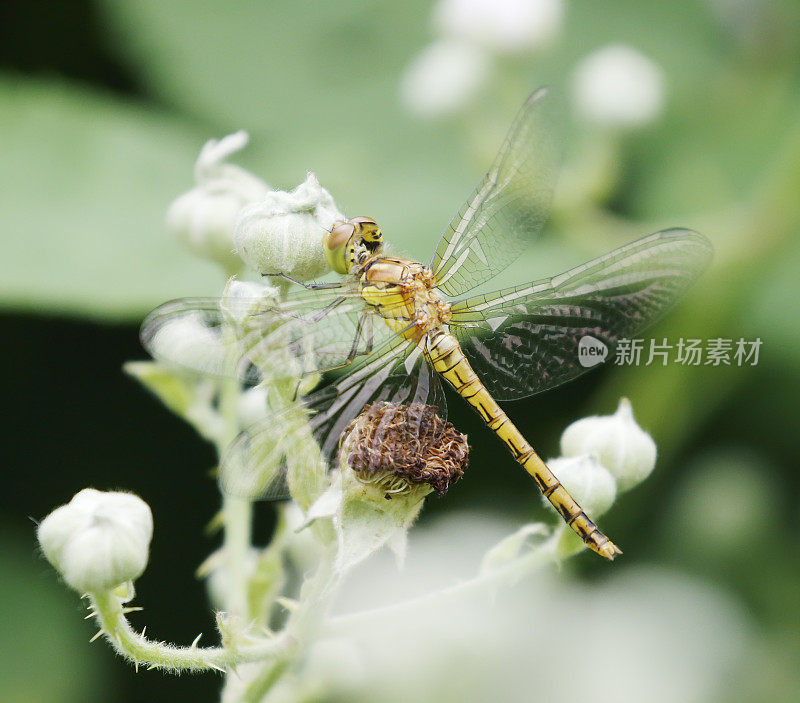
(334, 470, 429, 573)
(0, 77, 228, 320)
(124, 361, 224, 442)
(123, 361, 195, 416)
(95, 0, 472, 262)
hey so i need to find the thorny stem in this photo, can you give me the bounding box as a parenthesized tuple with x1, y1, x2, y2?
(88, 591, 293, 674)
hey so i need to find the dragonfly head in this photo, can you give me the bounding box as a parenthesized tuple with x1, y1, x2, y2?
(324, 216, 384, 274)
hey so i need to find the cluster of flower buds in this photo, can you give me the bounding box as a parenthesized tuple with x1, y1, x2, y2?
(401, 0, 564, 118)
(167, 131, 344, 282)
(545, 398, 657, 524)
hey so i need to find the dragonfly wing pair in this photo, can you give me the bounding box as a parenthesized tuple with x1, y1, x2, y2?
(141, 285, 404, 385)
(449, 228, 712, 400)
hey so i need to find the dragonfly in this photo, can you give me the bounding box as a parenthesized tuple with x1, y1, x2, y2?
(142, 89, 712, 560)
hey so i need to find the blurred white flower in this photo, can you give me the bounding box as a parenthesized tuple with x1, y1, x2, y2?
(202, 547, 260, 612)
(38, 488, 153, 594)
(237, 385, 268, 428)
(434, 0, 564, 53)
(572, 45, 665, 128)
(400, 39, 492, 119)
(167, 131, 270, 272)
(330, 515, 750, 703)
(546, 454, 617, 518)
(559, 398, 657, 492)
(234, 172, 342, 280)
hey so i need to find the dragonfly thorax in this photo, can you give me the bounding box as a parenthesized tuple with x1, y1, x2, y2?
(360, 256, 451, 339)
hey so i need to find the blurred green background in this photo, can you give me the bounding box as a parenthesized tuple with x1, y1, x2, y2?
(1, 0, 798, 701)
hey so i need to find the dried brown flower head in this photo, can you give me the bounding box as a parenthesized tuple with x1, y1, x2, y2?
(340, 402, 469, 497)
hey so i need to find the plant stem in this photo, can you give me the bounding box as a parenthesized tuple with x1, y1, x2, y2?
(222, 493, 254, 617)
(89, 591, 292, 674)
(217, 370, 254, 619)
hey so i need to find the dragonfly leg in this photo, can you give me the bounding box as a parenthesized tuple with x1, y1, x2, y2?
(308, 296, 347, 323)
(322, 312, 374, 372)
(263, 272, 345, 290)
(300, 312, 375, 381)
(347, 312, 374, 360)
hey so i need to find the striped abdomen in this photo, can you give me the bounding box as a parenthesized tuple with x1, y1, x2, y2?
(426, 329, 622, 561)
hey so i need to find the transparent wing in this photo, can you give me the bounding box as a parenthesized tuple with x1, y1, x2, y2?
(449, 229, 713, 401)
(218, 404, 313, 502)
(140, 287, 409, 384)
(307, 332, 448, 462)
(429, 89, 558, 298)
(219, 331, 448, 501)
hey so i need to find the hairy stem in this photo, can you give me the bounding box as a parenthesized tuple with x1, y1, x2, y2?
(88, 591, 292, 674)
(217, 372, 254, 619)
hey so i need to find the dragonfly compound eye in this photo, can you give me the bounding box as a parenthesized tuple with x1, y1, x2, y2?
(339, 401, 469, 497)
(324, 221, 357, 274)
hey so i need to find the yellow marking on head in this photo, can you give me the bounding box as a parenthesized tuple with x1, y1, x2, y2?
(349, 216, 382, 246)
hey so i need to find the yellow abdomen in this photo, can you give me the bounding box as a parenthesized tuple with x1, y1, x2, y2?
(425, 329, 621, 560)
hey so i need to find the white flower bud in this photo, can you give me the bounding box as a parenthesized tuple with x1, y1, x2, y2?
(400, 39, 491, 119)
(546, 455, 617, 519)
(233, 173, 343, 280)
(167, 131, 270, 272)
(37, 489, 153, 593)
(572, 45, 665, 128)
(560, 398, 657, 492)
(219, 278, 279, 326)
(434, 0, 564, 54)
(147, 311, 227, 378)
